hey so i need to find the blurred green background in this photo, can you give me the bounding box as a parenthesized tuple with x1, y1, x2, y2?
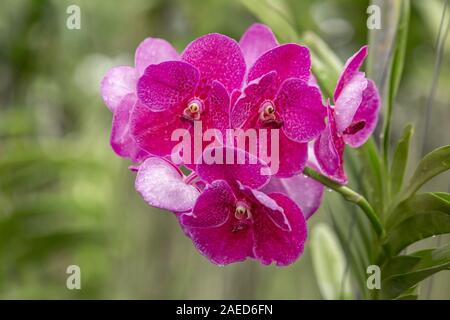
(0, 0, 449, 299)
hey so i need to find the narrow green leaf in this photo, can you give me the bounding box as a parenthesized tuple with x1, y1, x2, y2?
(240, 0, 298, 42)
(390, 124, 413, 196)
(387, 192, 450, 230)
(388, 0, 410, 106)
(381, 244, 450, 299)
(400, 145, 450, 201)
(310, 223, 353, 300)
(358, 138, 384, 214)
(381, 0, 410, 163)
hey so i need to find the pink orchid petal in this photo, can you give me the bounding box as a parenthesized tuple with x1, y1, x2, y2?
(334, 45, 368, 100)
(196, 146, 270, 189)
(181, 33, 246, 93)
(134, 38, 179, 76)
(258, 130, 308, 178)
(130, 99, 190, 157)
(202, 80, 230, 133)
(276, 79, 326, 143)
(186, 219, 254, 266)
(239, 23, 278, 70)
(343, 80, 380, 147)
(278, 133, 308, 178)
(230, 89, 242, 108)
(110, 93, 149, 163)
(100, 66, 137, 112)
(231, 71, 278, 128)
(182, 182, 254, 265)
(181, 180, 235, 228)
(241, 185, 291, 231)
(135, 157, 200, 212)
(334, 72, 368, 133)
(137, 61, 199, 112)
(314, 106, 347, 184)
(248, 44, 311, 84)
(253, 192, 307, 266)
(261, 169, 324, 220)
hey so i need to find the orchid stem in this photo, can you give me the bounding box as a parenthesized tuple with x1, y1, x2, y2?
(303, 166, 385, 238)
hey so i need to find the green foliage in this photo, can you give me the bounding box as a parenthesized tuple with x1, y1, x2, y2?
(399, 146, 450, 202)
(390, 124, 413, 196)
(381, 244, 450, 299)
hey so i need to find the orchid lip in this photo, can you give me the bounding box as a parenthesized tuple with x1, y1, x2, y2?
(343, 120, 366, 135)
(259, 100, 276, 120)
(258, 100, 283, 130)
(234, 200, 251, 220)
(183, 98, 204, 121)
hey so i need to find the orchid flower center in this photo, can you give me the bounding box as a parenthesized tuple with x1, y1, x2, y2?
(234, 201, 251, 220)
(183, 98, 203, 121)
(259, 100, 283, 128)
(259, 101, 276, 120)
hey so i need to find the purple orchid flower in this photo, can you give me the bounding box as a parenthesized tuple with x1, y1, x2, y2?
(177, 147, 307, 266)
(314, 46, 381, 184)
(130, 34, 246, 165)
(231, 24, 326, 177)
(101, 38, 179, 163)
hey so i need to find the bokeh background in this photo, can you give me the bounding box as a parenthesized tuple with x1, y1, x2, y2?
(0, 0, 449, 299)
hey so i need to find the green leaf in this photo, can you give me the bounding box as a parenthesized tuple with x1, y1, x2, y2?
(240, 0, 298, 42)
(395, 285, 419, 300)
(400, 145, 450, 202)
(381, 244, 450, 299)
(310, 223, 353, 300)
(388, 0, 410, 107)
(384, 211, 450, 255)
(358, 138, 384, 214)
(390, 124, 413, 196)
(381, 0, 410, 163)
(387, 192, 450, 230)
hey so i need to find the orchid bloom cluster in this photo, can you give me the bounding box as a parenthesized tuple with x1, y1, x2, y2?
(100, 24, 380, 266)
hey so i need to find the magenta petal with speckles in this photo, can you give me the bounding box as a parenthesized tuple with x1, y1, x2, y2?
(130, 99, 190, 157)
(137, 61, 199, 112)
(253, 192, 307, 266)
(248, 44, 311, 84)
(181, 180, 235, 228)
(276, 78, 326, 143)
(182, 33, 246, 93)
